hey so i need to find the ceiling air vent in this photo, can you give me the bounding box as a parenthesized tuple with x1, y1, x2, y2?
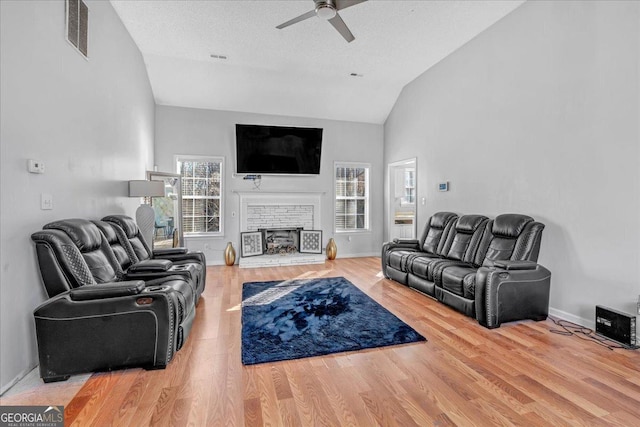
(66, 0, 88, 58)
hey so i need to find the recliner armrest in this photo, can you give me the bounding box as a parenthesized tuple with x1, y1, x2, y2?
(493, 260, 537, 271)
(128, 259, 172, 273)
(393, 238, 419, 245)
(475, 265, 551, 328)
(69, 281, 145, 301)
(153, 248, 188, 256)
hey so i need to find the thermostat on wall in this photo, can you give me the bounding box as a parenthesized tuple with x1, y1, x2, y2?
(438, 182, 449, 192)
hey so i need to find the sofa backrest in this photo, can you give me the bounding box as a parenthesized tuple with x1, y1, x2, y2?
(43, 219, 124, 283)
(475, 214, 545, 267)
(443, 215, 490, 264)
(92, 220, 137, 271)
(31, 219, 126, 297)
(31, 227, 95, 297)
(102, 215, 153, 262)
(418, 212, 458, 255)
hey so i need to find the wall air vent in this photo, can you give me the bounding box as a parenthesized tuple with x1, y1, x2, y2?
(66, 0, 88, 58)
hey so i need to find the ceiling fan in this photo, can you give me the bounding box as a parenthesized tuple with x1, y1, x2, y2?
(276, 0, 368, 43)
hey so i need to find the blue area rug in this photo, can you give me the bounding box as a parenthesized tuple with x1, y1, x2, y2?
(241, 276, 426, 365)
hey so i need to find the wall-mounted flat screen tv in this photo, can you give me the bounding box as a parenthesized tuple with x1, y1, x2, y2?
(235, 124, 323, 175)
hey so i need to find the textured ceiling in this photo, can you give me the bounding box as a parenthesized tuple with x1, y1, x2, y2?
(110, 0, 525, 124)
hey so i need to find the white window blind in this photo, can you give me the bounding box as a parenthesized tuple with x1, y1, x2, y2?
(177, 156, 223, 235)
(335, 163, 369, 231)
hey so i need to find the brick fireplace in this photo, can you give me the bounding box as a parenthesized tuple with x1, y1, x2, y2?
(237, 192, 325, 268)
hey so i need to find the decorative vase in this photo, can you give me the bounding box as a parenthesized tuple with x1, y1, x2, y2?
(326, 238, 337, 260)
(224, 242, 236, 266)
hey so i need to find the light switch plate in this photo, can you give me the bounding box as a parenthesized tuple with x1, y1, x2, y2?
(41, 193, 53, 210)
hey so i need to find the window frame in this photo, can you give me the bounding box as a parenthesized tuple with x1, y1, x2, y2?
(334, 161, 371, 234)
(175, 154, 224, 238)
(400, 168, 416, 206)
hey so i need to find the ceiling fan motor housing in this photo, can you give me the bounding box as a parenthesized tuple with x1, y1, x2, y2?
(315, 0, 337, 20)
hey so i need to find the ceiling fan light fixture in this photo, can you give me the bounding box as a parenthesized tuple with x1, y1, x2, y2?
(316, 4, 337, 20)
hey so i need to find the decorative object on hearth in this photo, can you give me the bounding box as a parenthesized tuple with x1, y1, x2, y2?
(241, 276, 426, 365)
(128, 180, 165, 247)
(224, 241, 236, 266)
(241, 231, 264, 257)
(299, 230, 323, 254)
(326, 237, 337, 260)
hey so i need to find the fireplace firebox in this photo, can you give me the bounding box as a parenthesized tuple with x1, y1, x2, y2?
(260, 228, 302, 255)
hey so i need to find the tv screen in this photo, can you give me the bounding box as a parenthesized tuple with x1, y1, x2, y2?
(235, 124, 323, 175)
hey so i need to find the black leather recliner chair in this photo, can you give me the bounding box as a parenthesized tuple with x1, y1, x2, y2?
(382, 211, 458, 286)
(382, 212, 551, 328)
(102, 215, 206, 302)
(93, 220, 201, 300)
(31, 219, 196, 382)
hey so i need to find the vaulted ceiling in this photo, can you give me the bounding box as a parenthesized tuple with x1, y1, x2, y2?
(111, 0, 525, 124)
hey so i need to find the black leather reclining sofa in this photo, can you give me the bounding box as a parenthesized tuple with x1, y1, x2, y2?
(382, 212, 551, 328)
(30, 216, 206, 382)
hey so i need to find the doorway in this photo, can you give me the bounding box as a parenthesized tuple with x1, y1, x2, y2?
(387, 158, 417, 241)
(147, 171, 184, 249)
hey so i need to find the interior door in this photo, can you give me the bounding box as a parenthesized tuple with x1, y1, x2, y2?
(147, 171, 184, 248)
(387, 159, 417, 241)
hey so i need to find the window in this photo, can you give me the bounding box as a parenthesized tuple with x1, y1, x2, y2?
(177, 156, 223, 235)
(402, 168, 415, 205)
(335, 163, 370, 232)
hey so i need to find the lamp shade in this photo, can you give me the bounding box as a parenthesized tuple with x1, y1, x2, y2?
(128, 180, 165, 197)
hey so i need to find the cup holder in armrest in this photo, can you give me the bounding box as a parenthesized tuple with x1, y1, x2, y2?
(145, 286, 167, 292)
(172, 265, 188, 270)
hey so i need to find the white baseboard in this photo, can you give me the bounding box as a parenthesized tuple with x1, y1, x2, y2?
(0, 365, 36, 396)
(336, 252, 379, 258)
(207, 252, 380, 266)
(548, 307, 595, 330)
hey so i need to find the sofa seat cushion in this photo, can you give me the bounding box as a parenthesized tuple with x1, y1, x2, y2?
(441, 266, 478, 298)
(408, 254, 441, 279)
(387, 249, 418, 271)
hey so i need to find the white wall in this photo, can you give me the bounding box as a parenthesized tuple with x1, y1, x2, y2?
(155, 106, 384, 263)
(384, 0, 640, 328)
(0, 0, 155, 392)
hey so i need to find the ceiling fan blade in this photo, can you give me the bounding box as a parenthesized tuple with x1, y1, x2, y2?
(276, 9, 317, 29)
(334, 0, 367, 12)
(328, 12, 355, 42)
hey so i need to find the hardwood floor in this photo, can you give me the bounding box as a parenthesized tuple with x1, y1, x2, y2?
(3, 257, 640, 426)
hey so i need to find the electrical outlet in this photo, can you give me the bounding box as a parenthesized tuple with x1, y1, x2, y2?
(204, 243, 212, 251)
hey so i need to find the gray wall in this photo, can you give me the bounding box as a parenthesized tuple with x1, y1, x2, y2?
(384, 0, 640, 328)
(155, 106, 384, 263)
(0, 0, 155, 392)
